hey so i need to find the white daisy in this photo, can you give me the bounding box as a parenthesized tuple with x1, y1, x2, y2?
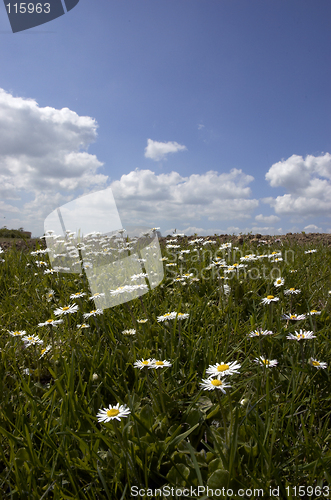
(96, 403, 131, 423)
(83, 309, 103, 319)
(54, 304, 79, 316)
(308, 309, 321, 316)
(248, 329, 273, 337)
(89, 292, 105, 300)
(206, 361, 241, 378)
(70, 291, 87, 299)
(38, 319, 63, 327)
(309, 358, 327, 369)
(261, 295, 279, 305)
(137, 319, 148, 324)
(274, 277, 285, 287)
(254, 357, 278, 368)
(176, 313, 189, 320)
(286, 330, 316, 341)
(77, 323, 90, 329)
(281, 313, 306, 321)
(157, 312, 177, 322)
(8, 330, 27, 337)
(200, 378, 231, 393)
(148, 359, 172, 369)
(23, 335, 43, 346)
(305, 249, 317, 254)
(133, 359, 154, 369)
(122, 329, 136, 335)
(284, 288, 301, 295)
(39, 345, 52, 359)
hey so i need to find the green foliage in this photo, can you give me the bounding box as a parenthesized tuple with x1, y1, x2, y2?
(0, 238, 330, 498)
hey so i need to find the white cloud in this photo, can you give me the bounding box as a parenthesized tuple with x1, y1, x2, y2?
(0, 88, 108, 234)
(111, 168, 258, 226)
(255, 214, 280, 224)
(144, 139, 187, 161)
(265, 153, 331, 217)
(198, 124, 205, 130)
(303, 224, 322, 233)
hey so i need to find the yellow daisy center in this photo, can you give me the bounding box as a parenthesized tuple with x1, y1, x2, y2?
(41, 349, 46, 355)
(164, 313, 172, 317)
(46, 319, 53, 323)
(62, 307, 70, 311)
(277, 279, 282, 284)
(142, 361, 149, 365)
(312, 361, 320, 366)
(27, 337, 33, 341)
(91, 310, 96, 314)
(155, 361, 164, 366)
(290, 315, 296, 319)
(311, 310, 317, 313)
(217, 364, 229, 372)
(262, 359, 270, 365)
(267, 295, 274, 299)
(13, 331, 20, 335)
(297, 334, 303, 339)
(211, 379, 223, 386)
(106, 409, 120, 417)
(290, 288, 295, 291)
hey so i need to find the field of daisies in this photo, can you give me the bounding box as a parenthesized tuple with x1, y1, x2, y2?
(0, 232, 330, 499)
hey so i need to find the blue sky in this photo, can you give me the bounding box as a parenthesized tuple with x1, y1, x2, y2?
(0, 0, 330, 237)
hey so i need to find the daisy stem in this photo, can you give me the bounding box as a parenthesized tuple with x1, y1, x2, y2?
(300, 342, 305, 368)
(216, 389, 228, 448)
(157, 370, 166, 414)
(139, 296, 149, 321)
(268, 302, 273, 330)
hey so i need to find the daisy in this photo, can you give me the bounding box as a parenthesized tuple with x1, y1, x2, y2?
(274, 277, 285, 287)
(254, 357, 278, 368)
(286, 330, 316, 341)
(157, 312, 177, 322)
(309, 358, 327, 369)
(308, 310, 321, 316)
(133, 359, 154, 369)
(83, 309, 103, 319)
(261, 295, 279, 305)
(122, 329, 136, 335)
(305, 249, 317, 254)
(8, 330, 27, 337)
(206, 361, 241, 378)
(44, 269, 58, 275)
(89, 292, 105, 300)
(281, 313, 306, 321)
(110, 285, 135, 296)
(23, 335, 43, 346)
(130, 273, 148, 281)
(284, 288, 301, 295)
(77, 323, 90, 329)
(70, 291, 86, 299)
(137, 319, 148, 324)
(200, 378, 231, 393)
(176, 313, 189, 320)
(96, 403, 131, 423)
(148, 359, 172, 369)
(248, 329, 273, 337)
(46, 289, 55, 302)
(54, 304, 79, 316)
(38, 319, 63, 327)
(39, 345, 52, 359)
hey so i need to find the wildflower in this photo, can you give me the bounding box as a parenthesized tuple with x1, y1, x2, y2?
(176, 313, 189, 320)
(110, 285, 135, 296)
(54, 304, 79, 316)
(23, 368, 31, 375)
(96, 403, 131, 423)
(274, 277, 285, 287)
(89, 292, 105, 300)
(35, 260, 48, 267)
(137, 319, 148, 324)
(23, 335, 43, 346)
(200, 377, 231, 393)
(39, 345, 52, 359)
(157, 312, 177, 322)
(281, 313, 306, 321)
(165, 263, 176, 267)
(131, 273, 148, 281)
(92, 373, 99, 380)
(284, 288, 301, 295)
(122, 329, 136, 335)
(308, 310, 321, 315)
(77, 323, 90, 329)
(83, 309, 103, 319)
(46, 289, 55, 301)
(309, 358, 327, 369)
(206, 361, 241, 378)
(148, 359, 172, 369)
(44, 269, 58, 275)
(261, 295, 279, 305)
(134, 359, 154, 369)
(8, 330, 27, 337)
(286, 330, 316, 341)
(254, 357, 278, 368)
(70, 291, 86, 299)
(38, 319, 63, 327)
(305, 249, 317, 254)
(248, 329, 273, 337)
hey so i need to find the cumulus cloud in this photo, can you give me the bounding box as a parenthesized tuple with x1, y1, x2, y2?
(111, 168, 258, 225)
(265, 153, 331, 217)
(0, 88, 108, 233)
(144, 139, 187, 161)
(255, 214, 280, 224)
(303, 224, 322, 233)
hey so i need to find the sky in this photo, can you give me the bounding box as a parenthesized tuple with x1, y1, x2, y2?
(0, 0, 330, 237)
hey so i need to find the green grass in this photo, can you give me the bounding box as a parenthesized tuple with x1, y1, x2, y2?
(0, 237, 330, 499)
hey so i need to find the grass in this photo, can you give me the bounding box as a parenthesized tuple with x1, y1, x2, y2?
(0, 235, 330, 499)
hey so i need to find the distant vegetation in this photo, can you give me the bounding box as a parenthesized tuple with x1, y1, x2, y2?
(0, 227, 31, 239)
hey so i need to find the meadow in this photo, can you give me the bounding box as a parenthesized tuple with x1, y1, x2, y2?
(0, 232, 330, 499)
